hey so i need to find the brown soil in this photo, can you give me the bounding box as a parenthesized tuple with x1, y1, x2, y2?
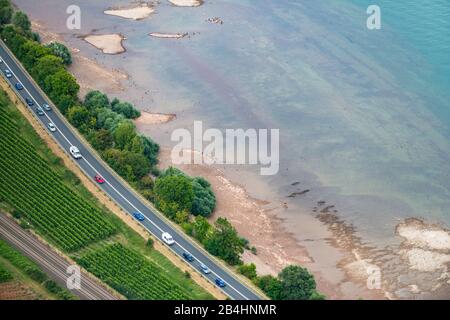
(0, 281, 40, 300)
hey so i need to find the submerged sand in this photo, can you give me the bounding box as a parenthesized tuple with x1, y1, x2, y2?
(149, 32, 187, 39)
(83, 34, 126, 55)
(168, 0, 203, 7)
(104, 6, 154, 20)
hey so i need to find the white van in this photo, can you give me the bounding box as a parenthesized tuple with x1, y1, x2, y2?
(69, 146, 82, 159)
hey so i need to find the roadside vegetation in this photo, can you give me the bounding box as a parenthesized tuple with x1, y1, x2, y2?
(0, 0, 323, 300)
(0, 239, 75, 300)
(0, 90, 212, 300)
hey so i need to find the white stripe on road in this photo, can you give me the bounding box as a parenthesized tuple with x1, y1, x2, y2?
(1, 54, 252, 300)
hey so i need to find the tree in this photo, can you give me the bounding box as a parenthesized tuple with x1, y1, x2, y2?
(154, 174, 194, 213)
(113, 121, 136, 150)
(138, 176, 154, 190)
(45, 42, 72, 65)
(191, 177, 216, 217)
(103, 148, 150, 182)
(31, 55, 65, 87)
(129, 135, 145, 155)
(111, 98, 140, 119)
(90, 129, 114, 151)
(43, 69, 79, 113)
(174, 209, 189, 224)
(20, 41, 52, 70)
(0, 0, 13, 25)
(192, 216, 212, 244)
(67, 106, 90, 128)
(84, 90, 109, 111)
(255, 275, 282, 300)
(278, 265, 317, 300)
(96, 108, 124, 131)
(12, 11, 31, 32)
(237, 263, 257, 280)
(205, 218, 244, 265)
(0, 25, 27, 54)
(141, 136, 159, 165)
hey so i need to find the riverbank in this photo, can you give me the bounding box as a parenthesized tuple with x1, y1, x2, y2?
(21, 2, 450, 300)
(29, 14, 381, 301)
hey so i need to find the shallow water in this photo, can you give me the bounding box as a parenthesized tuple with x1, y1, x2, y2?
(14, 0, 450, 296)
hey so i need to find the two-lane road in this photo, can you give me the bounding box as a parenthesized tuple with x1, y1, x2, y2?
(0, 41, 262, 300)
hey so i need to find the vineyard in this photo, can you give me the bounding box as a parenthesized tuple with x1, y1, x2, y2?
(0, 108, 116, 252)
(78, 244, 191, 300)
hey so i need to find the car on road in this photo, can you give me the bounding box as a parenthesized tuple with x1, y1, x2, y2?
(15, 82, 23, 90)
(36, 107, 44, 116)
(69, 146, 82, 159)
(200, 263, 211, 274)
(25, 97, 34, 106)
(215, 278, 226, 288)
(133, 212, 145, 221)
(47, 122, 56, 132)
(0, 58, 3, 63)
(162, 232, 175, 246)
(183, 252, 194, 262)
(42, 103, 51, 111)
(94, 174, 105, 184)
(4, 69, 11, 78)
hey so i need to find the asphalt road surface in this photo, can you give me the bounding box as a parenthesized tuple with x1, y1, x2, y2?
(0, 41, 262, 300)
(0, 214, 118, 300)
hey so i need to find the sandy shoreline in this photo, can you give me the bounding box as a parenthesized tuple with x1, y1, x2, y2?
(31, 22, 128, 99)
(135, 112, 176, 125)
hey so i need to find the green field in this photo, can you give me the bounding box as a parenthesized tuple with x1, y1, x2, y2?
(78, 244, 191, 300)
(0, 90, 213, 300)
(0, 103, 116, 252)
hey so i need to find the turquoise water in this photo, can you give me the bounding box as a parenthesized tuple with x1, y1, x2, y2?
(16, 0, 450, 243)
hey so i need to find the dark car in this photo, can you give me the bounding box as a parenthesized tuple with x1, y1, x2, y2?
(182, 252, 194, 262)
(215, 278, 226, 288)
(15, 82, 23, 90)
(25, 97, 34, 106)
(133, 212, 145, 222)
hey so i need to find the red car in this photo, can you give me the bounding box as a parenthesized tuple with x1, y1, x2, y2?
(94, 174, 105, 184)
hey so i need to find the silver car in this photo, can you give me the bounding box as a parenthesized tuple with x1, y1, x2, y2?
(47, 122, 56, 132)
